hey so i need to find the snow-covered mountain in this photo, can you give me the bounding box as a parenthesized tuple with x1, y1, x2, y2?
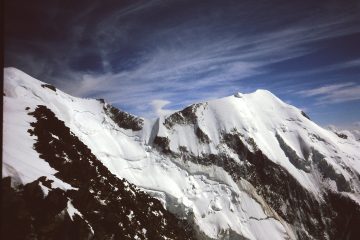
(326, 125, 360, 142)
(2, 67, 360, 240)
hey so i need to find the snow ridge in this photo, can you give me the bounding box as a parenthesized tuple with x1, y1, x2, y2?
(3, 67, 360, 239)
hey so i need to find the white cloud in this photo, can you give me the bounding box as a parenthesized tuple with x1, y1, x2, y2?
(354, 121, 360, 127)
(48, 3, 360, 117)
(321, 85, 360, 103)
(299, 82, 360, 104)
(150, 99, 174, 117)
(298, 83, 355, 97)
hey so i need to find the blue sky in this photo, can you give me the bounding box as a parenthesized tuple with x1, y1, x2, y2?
(4, 0, 360, 128)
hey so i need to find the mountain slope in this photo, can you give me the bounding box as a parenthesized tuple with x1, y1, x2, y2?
(2, 67, 360, 240)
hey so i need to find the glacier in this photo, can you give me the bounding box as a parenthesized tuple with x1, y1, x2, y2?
(2, 67, 360, 239)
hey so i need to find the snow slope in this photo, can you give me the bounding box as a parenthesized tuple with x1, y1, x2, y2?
(157, 91, 360, 195)
(3, 67, 360, 239)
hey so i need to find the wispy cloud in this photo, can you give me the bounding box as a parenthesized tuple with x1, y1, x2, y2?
(150, 100, 174, 117)
(5, 0, 360, 118)
(271, 58, 360, 83)
(299, 82, 360, 104)
(61, 18, 357, 113)
(299, 83, 355, 97)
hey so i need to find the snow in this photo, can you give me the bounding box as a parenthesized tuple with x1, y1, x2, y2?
(3, 67, 360, 239)
(157, 89, 360, 195)
(66, 198, 94, 233)
(3, 68, 76, 191)
(39, 181, 51, 197)
(67, 199, 83, 221)
(127, 210, 134, 221)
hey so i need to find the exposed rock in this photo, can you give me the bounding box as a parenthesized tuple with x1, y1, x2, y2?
(1, 105, 196, 240)
(275, 133, 311, 173)
(96, 98, 105, 104)
(41, 84, 56, 92)
(311, 148, 351, 192)
(301, 111, 310, 120)
(326, 192, 360, 239)
(159, 131, 360, 240)
(335, 132, 348, 139)
(104, 104, 143, 131)
(164, 103, 202, 129)
(153, 136, 172, 154)
(195, 127, 210, 144)
(1, 176, 91, 240)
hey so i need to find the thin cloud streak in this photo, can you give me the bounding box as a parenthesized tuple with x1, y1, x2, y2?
(299, 82, 360, 104)
(150, 100, 174, 117)
(5, 0, 360, 118)
(299, 83, 356, 97)
(60, 15, 358, 115)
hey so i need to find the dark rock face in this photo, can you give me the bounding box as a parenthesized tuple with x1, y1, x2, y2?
(311, 148, 351, 192)
(276, 133, 351, 192)
(1, 176, 91, 240)
(275, 133, 311, 173)
(326, 192, 360, 240)
(96, 98, 105, 104)
(222, 133, 359, 239)
(153, 130, 360, 240)
(1, 105, 195, 240)
(301, 111, 310, 120)
(153, 136, 172, 154)
(163, 103, 211, 145)
(41, 84, 57, 92)
(164, 103, 203, 129)
(3, 101, 359, 240)
(335, 132, 348, 139)
(195, 127, 210, 144)
(223, 134, 323, 239)
(104, 104, 143, 131)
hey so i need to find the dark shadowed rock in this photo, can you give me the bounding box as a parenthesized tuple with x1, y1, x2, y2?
(275, 133, 311, 173)
(151, 130, 360, 240)
(195, 127, 210, 144)
(1, 105, 196, 240)
(104, 104, 143, 131)
(164, 103, 203, 129)
(335, 132, 348, 139)
(312, 148, 351, 192)
(301, 111, 310, 120)
(41, 84, 56, 92)
(153, 136, 172, 154)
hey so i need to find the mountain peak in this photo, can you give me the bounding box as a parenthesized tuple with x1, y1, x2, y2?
(234, 89, 277, 98)
(4, 67, 44, 85)
(3, 68, 360, 239)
